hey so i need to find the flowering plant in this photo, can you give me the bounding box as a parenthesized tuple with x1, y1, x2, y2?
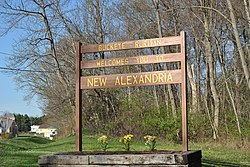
(97, 135, 108, 151)
(119, 134, 133, 151)
(144, 135, 157, 151)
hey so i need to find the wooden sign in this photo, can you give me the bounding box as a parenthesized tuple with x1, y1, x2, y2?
(81, 36, 181, 53)
(81, 53, 181, 69)
(75, 31, 187, 152)
(81, 70, 181, 89)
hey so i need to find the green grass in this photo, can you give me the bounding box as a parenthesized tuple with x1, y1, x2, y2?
(189, 142, 250, 167)
(0, 134, 249, 167)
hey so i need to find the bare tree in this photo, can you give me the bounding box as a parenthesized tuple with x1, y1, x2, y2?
(226, 0, 250, 90)
(0, 0, 76, 134)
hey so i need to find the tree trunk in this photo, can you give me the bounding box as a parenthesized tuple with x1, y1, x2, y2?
(216, 38, 242, 137)
(243, 0, 250, 61)
(187, 61, 197, 113)
(204, 15, 220, 139)
(243, 0, 250, 31)
(41, 0, 75, 117)
(227, 0, 250, 90)
(192, 29, 201, 113)
(153, 85, 160, 113)
(234, 58, 242, 116)
(196, 50, 201, 113)
(153, 0, 177, 117)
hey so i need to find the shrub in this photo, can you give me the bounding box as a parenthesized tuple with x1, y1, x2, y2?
(2, 133, 11, 139)
(143, 107, 181, 142)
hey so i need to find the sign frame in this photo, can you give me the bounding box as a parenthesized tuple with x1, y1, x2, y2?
(75, 31, 187, 152)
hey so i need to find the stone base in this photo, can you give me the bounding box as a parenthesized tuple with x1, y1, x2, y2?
(39, 150, 201, 167)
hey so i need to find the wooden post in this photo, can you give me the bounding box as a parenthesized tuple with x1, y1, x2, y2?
(181, 31, 188, 152)
(75, 42, 82, 152)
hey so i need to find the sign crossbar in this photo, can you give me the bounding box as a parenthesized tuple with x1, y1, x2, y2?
(81, 53, 181, 69)
(81, 70, 182, 89)
(81, 36, 181, 53)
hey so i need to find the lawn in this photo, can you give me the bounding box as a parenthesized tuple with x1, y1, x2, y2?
(0, 134, 249, 167)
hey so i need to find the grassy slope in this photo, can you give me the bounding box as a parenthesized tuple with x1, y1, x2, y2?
(0, 134, 249, 167)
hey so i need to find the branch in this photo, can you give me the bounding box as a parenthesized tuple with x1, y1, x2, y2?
(3, 1, 44, 17)
(189, 6, 232, 24)
(0, 66, 55, 73)
(160, 5, 232, 25)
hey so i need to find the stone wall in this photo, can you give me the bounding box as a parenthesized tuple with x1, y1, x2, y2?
(39, 150, 201, 167)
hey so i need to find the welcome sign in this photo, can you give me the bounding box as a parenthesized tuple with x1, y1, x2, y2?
(75, 31, 187, 152)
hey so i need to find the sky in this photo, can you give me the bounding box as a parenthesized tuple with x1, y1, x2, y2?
(0, 30, 43, 117)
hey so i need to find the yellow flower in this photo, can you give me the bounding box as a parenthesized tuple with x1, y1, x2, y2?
(98, 135, 108, 144)
(144, 135, 156, 141)
(144, 135, 157, 151)
(97, 135, 109, 151)
(120, 134, 134, 151)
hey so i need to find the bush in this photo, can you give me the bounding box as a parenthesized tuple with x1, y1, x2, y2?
(143, 107, 181, 142)
(2, 133, 11, 139)
(188, 112, 213, 141)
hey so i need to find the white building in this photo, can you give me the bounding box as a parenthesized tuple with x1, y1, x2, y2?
(0, 113, 18, 137)
(30, 125, 40, 133)
(36, 124, 57, 140)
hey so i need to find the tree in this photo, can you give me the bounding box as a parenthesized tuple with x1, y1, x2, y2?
(1, 0, 249, 141)
(15, 114, 42, 132)
(152, 0, 177, 117)
(226, 0, 250, 90)
(0, 0, 76, 135)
